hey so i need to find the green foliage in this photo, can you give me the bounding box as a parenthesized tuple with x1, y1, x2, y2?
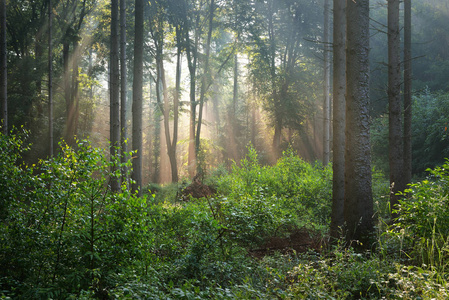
(385, 160, 449, 270)
(215, 147, 332, 235)
(0, 135, 151, 298)
(0, 128, 32, 221)
(411, 92, 449, 174)
(287, 250, 393, 299)
(2, 133, 449, 299)
(371, 91, 449, 175)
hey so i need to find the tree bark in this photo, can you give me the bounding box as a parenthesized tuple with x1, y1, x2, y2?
(195, 0, 215, 176)
(186, 11, 200, 178)
(345, 0, 373, 246)
(110, 0, 121, 192)
(323, 0, 331, 166)
(132, 0, 144, 194)
(330, 0, 346, 240)
(120, 0, 128, 187)
(388, 0, 403, 218)
(48, 0, 53, 156)
(403, 0, 412, 187)
(169, 26, 182, 183)
(0, 0, 6, 135)
(63, 41, 72, 144)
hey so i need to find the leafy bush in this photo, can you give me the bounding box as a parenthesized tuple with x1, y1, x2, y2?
(386, 160, 449, 270)
(0, 136, 154, 298)
(214, 147, 332, 236)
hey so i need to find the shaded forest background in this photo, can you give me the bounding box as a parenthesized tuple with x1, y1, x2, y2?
(3, 0, 449, 184)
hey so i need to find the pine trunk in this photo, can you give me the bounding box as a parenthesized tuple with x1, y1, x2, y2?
(120, 0, 128, 187)
(0, 0, 6, 135)
(403, 0, 412, 186)
(110, 0, 121, 192)
(345, 0, 373, 246)
(388, 0, 404, 218)
(323, 0, 331, 166)
(330, 0, 346, 240)
(132, 0, 144, 194)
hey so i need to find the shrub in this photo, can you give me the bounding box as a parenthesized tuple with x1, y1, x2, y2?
(0, 136, 155, 298)
(213, 147, 332, 236)
(387, 160, 449, 270)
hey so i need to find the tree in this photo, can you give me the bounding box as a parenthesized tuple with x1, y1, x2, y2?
(195, 0, 215, 176)
(403, 0, 412, 186)
(58, 0, 90, 146)
(330, 0, 346, 240)
(120, 0, 128, 186)
(132, 0, 144, 194)
(344, 0, 373, 246)
(246, 0, 319, 159)
(388, 0, 404, 217)
(48, 0, 53, 156)
(183, 0, 200, 178)
(110, 0, 121, 192)
(0, 0, 6, 135)
(322, 0, 330, 166)
(149, 0, 180, 183)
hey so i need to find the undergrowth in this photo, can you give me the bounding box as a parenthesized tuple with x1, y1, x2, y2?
(1, 132, 448, 299)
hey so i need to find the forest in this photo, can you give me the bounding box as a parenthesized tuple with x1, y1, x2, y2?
(1, 0, 449, 298)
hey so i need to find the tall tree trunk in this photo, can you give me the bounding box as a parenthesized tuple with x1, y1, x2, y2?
(322, 0, 331, 166)
(229, 53, 239, 161)
(403, 0, 412, 187)
(388, 0, 403, 218)
(169, 27, 182, 183)
(345, 0, 373, 246)
(186, 14, 199, 178)
(120, 0, 128, 187)
(268, 0, 280, 158)
(195, 0, 215, 176)
(70, 41, 80, 141)
(132, 0, 144, 194)
(152, 108, 161, 183)
(1, 0, 6, 135)
(330, 0, 346, 240)
(272, 118, 282, 156)
(110, 0, 121, 192)
(35, 35, 44, 117)
(63, 41, 72, 144)
(48, 0, 53, 156)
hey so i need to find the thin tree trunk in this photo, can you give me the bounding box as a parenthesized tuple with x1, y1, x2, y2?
(110, 0, 121, 192)
(48, 0, 53, 156)
(229, 53, 239, 161)
(195, 0, 215, 175)
(345, 0, 373, 246)
(323, 0, 331, 166)
(330, 0, 346, 240)
(0, 0, 6, 135)
(132, 0, 144, 194)
(120, 0, 128, 187)
(186, 14, 199, 178)
(268, 0, 280, 158)
(153, 108, 161, 183)
(70, 41, 80, 141)
(388, 0, 403, 218)
(63, 41, 71, 144)
(169, 28, 182, 183)
(403, 0, 412, 186)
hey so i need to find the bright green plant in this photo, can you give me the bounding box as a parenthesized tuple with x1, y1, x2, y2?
(214, 147, 332, 236)
(286, 249, 394, 299)
(0, 136, 156, 298)
(388, 160, 449, 271)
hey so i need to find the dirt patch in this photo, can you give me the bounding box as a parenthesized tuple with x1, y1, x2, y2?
(249, 227, 323, 258)
(180, 177, 217, 201)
